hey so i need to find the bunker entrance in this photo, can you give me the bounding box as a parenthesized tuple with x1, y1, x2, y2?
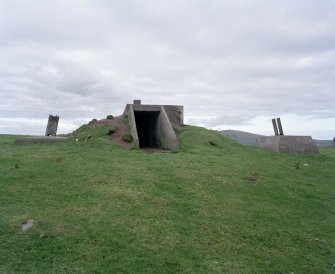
(134, 111, 160, 148)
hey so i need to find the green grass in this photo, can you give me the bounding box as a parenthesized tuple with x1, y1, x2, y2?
(72, 123, 115, 141)
(0, 126, 334, 273)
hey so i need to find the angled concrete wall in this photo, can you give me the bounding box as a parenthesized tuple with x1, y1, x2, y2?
(127, 105, 139, 147)
(257, 136, 319, 155)
(159, 106, 179, 151)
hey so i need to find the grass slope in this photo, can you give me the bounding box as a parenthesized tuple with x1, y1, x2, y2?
(1, 126, 335, 273)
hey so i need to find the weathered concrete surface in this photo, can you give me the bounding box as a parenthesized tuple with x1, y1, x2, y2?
(163, 105, 184, 125)
(159, 106, 179, 151)
(45, 115, 59, 136)
(257, 136, 319, 155)
(133, 105, 161, 112)
(15, 136, 71, 145)
(127, 105, 139, 148)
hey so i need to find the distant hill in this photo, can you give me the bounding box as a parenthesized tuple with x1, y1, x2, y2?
(313, 139, 333, 148)
(221, 130, 333, 148)
(221, 130, 263, 145)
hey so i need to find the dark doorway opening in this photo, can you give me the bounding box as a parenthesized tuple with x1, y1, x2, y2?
(134, 111, 160, 148)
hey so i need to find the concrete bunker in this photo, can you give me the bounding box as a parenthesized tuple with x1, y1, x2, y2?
(124, 100, 183, 151)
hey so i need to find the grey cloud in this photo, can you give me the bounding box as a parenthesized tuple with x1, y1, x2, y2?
(0, 0, 335, 136)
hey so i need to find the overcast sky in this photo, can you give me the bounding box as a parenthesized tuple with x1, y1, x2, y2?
(1, 0, 335, 139)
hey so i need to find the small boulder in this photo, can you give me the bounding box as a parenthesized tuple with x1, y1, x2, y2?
(21, 219, 34, 232)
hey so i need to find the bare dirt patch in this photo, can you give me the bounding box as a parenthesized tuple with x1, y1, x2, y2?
(95, 116, 133, 149)
(94, 116, 180, 153)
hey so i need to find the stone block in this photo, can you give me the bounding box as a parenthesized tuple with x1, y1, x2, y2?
(45, 115, 59, 136)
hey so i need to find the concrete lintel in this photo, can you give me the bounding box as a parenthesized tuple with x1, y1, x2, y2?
(132, 105, 161, 112)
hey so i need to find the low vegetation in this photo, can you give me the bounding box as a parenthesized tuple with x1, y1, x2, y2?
(107, 125, 117, 135)
(122, 133, 133, 143)
(0, 126, 334, 273)
(122, 114, 129, 125)
(88, 118, 98, 125)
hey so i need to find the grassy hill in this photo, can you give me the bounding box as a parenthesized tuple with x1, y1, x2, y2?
(221, 129, 333, 148)
(313, 139, 333, 148)
(221, 130, 262, 145)
(1, 125, 335, 273)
